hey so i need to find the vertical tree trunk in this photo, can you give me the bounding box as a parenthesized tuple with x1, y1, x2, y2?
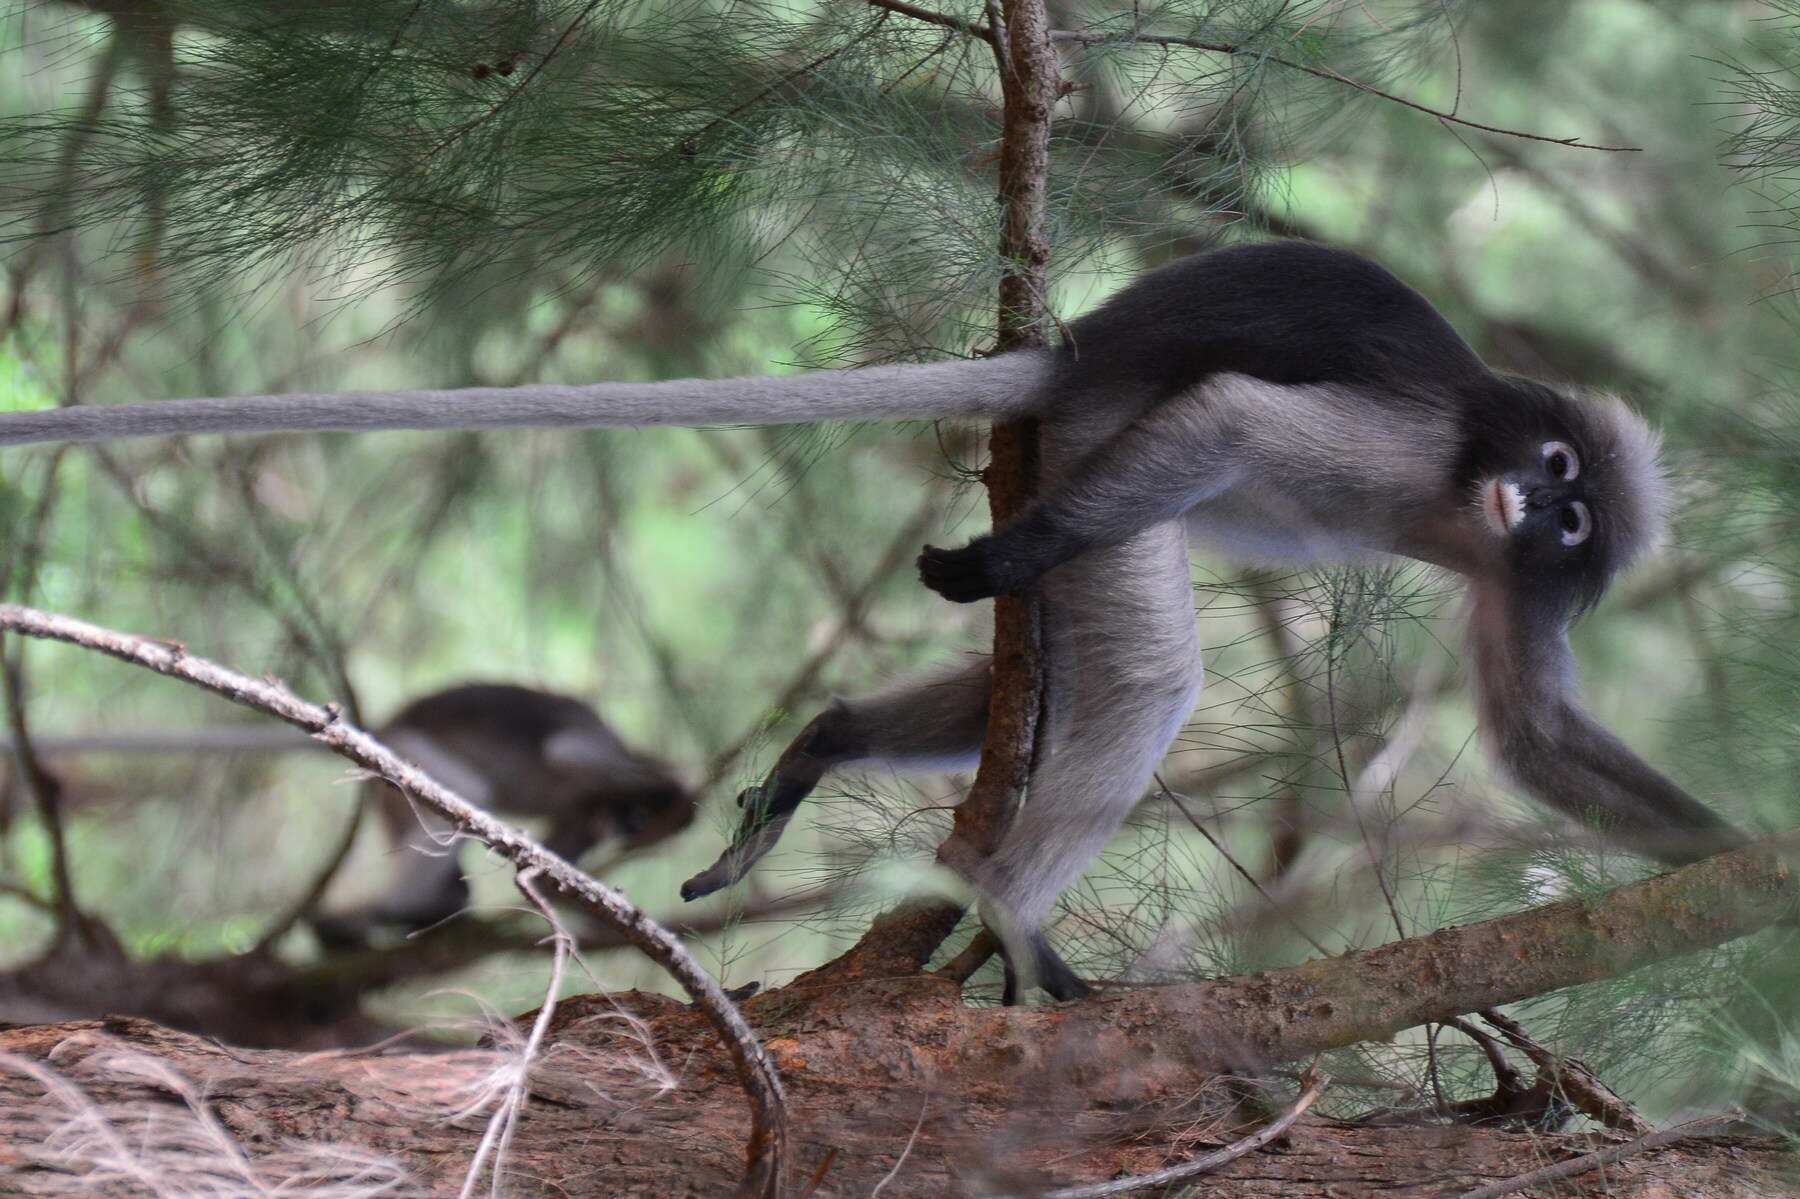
(945, 0, 1058, 862)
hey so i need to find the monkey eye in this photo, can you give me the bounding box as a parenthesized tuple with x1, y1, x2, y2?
(1558, 500, 1592, 547)
(1542, 441, 1580, 481)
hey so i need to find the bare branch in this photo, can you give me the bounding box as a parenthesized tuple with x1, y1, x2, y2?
(1049, 30, 1641, 152)
(1477, 1007, 1651, 1134)
(0, 603, 787, 1199)
(1035, 1071, 1328, 1199)
(1453, 1114, 1739, 1199)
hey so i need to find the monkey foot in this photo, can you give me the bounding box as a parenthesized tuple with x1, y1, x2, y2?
(679, 797, 793, 901)
(918, 540, 1005, 603)
(679, 859, 735, 902)
(1000, 934, 1094, 1005)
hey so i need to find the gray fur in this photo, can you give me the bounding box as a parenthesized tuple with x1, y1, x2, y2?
(972, 382, 1204, 931)
(1466, 578, 1744, 864)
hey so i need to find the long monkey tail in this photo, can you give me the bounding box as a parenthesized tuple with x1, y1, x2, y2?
(0, 352, 1055, 447)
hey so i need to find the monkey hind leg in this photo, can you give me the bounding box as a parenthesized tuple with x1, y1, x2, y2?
(975, 531, 1205, 999)
(680, 657, 993, 901)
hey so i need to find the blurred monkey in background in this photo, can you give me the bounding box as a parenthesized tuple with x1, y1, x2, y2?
(313, 683, 694, 945)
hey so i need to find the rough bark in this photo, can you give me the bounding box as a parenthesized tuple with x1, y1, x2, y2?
(0, 1005, 1785, 1198)
(2, 836, 1794, 1196)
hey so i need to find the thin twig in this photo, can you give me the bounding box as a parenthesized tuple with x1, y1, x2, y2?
(868, 1089, 930, 1197)
(1157, 777, 1331, 958)
(459, 869, 567, 1199)
(686, 11, 893, 150)
(0, 603, 786, 1199)
(1033, 1072, 1328, 1198)
(1477, 1007, 1651, 1133)
(1451, 1114, 1737, 1199)
(252, 800, 366, 954)
(1442, 1015, 1527, 1103)
(0, 453, 78, 938)
(1049, 30, 1640, 151)
(1323, 629, 1407, 942)
(932, 928, 1000, 983)
(0, 645, 78, 937)
(859, 1, 1638, 151)
(703, 496, 937, 788)
(433, 0, 607, 153)
(866, 0, 992, 39)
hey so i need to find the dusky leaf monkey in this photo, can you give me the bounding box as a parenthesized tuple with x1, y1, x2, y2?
(0, 241, 1747, 997)
(314, 683, 694, 944)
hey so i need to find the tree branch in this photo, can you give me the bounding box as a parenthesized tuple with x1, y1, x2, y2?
(0, 602, 787, 1199)
(866, 0, 991, 40)
(967, 831, 1800, 1076)
(835, 0, 1060, 979)
(940, 0, 1055, 888)
(1453, 1115, 1739, 1199)
(862, 0, 1638, 152)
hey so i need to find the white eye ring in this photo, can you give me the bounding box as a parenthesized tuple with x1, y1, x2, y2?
(1558, 500, 1592, 547)
(1542, 441, 1580, 481)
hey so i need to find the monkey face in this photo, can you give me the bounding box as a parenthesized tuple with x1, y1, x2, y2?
(1478, 436, 1605, 613)
(1481, 439, 1589, 549)
(1464, 380, 1664, 615)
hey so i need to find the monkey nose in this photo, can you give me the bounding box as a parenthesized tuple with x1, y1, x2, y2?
(1525, 486, 1557, 510)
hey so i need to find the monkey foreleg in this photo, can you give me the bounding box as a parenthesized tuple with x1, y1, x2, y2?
(921, 385, 1240, 602)
(1466, 581, 1751, 867)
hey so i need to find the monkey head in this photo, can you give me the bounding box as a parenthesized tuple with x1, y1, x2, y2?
(1468, 381, 1667, 616)
(599, 773, 698, 849)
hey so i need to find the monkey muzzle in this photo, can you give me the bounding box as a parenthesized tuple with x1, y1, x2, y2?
(1482, 478, 1526, 537)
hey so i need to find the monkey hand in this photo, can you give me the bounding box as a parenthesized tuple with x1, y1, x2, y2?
(918, 537, 1023, 602)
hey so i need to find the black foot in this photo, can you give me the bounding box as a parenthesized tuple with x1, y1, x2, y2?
(680, 831, 746, 899)
(918, 539, 1005, 603)
(679, 784, 789, 901)
(999, 933, 1094, 1005)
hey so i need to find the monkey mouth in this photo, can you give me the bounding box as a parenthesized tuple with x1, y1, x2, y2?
(1482, 478, 1524, 537)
